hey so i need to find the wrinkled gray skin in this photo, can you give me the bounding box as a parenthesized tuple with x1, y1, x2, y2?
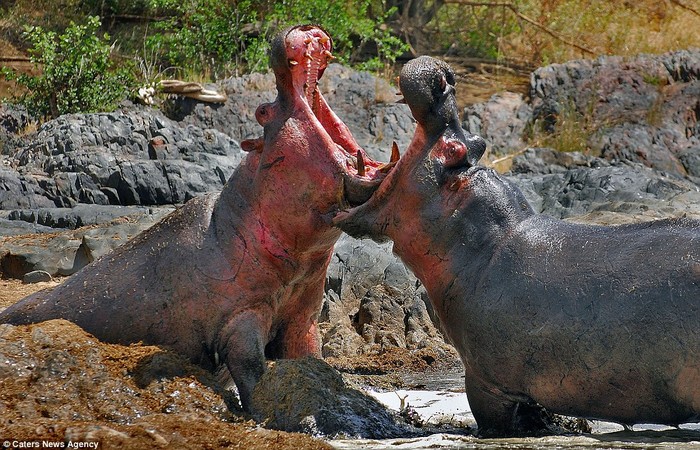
(336, 56, 700, 437)
(0, 25, 381, 411)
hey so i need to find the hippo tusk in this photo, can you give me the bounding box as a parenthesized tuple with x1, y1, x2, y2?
(357, 149, 366, 177)
(391, 141, 401, 163)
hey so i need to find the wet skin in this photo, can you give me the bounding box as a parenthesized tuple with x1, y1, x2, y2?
(0, 25, 388, 411)
(336, 56, 700, 437)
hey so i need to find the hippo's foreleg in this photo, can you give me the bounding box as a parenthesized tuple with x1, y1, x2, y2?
(220, 311, 270, 411)
(282, 320, 321, 358)
(279, 282, 324, 358)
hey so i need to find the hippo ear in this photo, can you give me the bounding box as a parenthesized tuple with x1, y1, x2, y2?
(241, 137, 264, 153)
(466, 134, 487, 166)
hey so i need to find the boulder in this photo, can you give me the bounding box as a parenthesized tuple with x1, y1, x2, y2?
(2, 109, 245, 208)
(251, 357, 411, 438)
(527, 50, 700, 177)
(0, 207, 171, 278)
(463, 92, 532, 156)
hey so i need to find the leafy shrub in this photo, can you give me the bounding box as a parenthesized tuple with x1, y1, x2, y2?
(257, 0, 409, 73)
(144, 0, 408, 77)
(1, 16, 136, 120)
(145, 0, 255, 79)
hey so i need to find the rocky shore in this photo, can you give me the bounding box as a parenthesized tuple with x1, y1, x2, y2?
(1, 49, 699, 446)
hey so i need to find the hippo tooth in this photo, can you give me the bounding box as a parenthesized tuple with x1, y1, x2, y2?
(288, 59, 299, 66)
(391, 141, 401, 163)
(324, 50, 334, 60)
(357, 149, 366, 176)
(337, 178, 350, 210)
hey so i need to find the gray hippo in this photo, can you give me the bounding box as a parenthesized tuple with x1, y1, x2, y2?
(335, 55, 700, 436)
(0, 25, 388, 410)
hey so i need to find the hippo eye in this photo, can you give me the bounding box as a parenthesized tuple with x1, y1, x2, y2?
(442, 141, 468, 169)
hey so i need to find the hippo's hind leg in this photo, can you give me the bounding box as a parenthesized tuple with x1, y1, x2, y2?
(220, 311, 269, 411)
(466, 380, 557, 437)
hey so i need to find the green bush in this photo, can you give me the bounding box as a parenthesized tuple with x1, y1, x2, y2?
(144, 0, 408, 77)
(257, 0, 408, 73)
(1, 16, 136, 120)
(145, 0, 255, 79)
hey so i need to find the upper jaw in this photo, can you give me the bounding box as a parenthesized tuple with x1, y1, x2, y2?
(334, 56, 489, 228)
(280, 25, 395, 208)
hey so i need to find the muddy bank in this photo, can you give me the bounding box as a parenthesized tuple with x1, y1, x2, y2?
(0, 318, 334, 449)
(0, 280, 452, 447)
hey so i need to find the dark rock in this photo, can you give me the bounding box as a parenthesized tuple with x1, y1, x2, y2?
(251, 357, 411, 438)
(0, 217, 55, 236)
(3, 109, 245, 208)
(527, 50, 700, 178)
(0, 168, 56, 210)
(509, 147, 607, 174)
(509, 148, 700, 223)
(0, 104, 32, 135)
(8, 204, 169, 229)
(0, 208, 170, 278)
(22, 270, 52, 284)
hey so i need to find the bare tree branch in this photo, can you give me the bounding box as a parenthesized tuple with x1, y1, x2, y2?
(444, 0, 596, 56)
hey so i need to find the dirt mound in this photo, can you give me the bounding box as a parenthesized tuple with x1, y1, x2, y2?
(0, 319, 330, 449)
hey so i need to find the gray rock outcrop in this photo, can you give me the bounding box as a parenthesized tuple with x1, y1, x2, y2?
(465, 49, 700, 184)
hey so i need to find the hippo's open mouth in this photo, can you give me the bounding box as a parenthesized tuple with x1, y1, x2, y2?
(333, 56, 487, 238)
(282, 25, 396, 207)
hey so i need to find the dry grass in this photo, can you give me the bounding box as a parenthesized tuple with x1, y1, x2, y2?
(442, 0, 700, 66)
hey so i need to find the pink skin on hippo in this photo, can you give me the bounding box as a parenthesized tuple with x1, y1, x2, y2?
(336, 56, 700, 437)
(0, 25, 388, 411)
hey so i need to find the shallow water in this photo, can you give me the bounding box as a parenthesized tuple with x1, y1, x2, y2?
(331, 386, 700, 449)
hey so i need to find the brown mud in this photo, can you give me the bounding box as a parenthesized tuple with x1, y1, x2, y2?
(0, 279, 454, 448)
(0, 280, 335, 449)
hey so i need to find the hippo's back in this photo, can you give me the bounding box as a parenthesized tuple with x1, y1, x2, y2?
(465, 215, 700, 425)
(0, 193, 220, 348)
